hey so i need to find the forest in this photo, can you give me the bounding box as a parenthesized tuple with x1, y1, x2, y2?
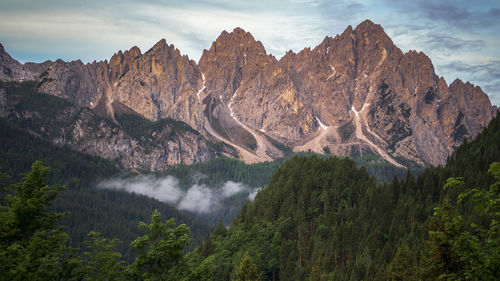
(183, 114, 499, 280)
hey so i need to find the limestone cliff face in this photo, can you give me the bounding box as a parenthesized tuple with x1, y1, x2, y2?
(36, 59, 109, 109)
(69, 109, 214, 171)
(0, 82, 222, 171)
(198, 20, 496, 166)
(109, 40, 205, 132)
(34, 40, 205, 132)
(0, 20, 496, 167)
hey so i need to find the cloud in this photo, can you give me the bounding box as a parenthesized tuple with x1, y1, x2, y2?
(220, 181, 246, 197)
(423, 35, 485, 54)
(0, 10, 166, 62)
(98, 175, 183, 204)
(382, 0, 500, 38)
(384, 24, 428, 37)
(248, 189, 260, 201)
(0, 0, 498, 104)
(416, 1, 500, 29)
(97, 174, 259, 214)
(177, 184, 215, 213)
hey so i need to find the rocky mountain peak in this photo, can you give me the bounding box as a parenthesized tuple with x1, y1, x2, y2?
(232, 27, 249, 36)
(0, 43, 48, 82)
(144, 39, 187, 65)
(109, 46, 142, 81)
(198, 27, 275, 105)
(126, 46, 141, 58)
(0, 44, 16, 62)
(148, 39, 169, 53)
(354, 19, 383, 33)
(207, 27, 267, 57)
(353, 19, 399, 57)
(450, 78, 471, 89)
(0, 20, 496, 168)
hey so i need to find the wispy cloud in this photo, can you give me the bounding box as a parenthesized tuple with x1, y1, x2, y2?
(416, 1, 500, 30)
(423, 35, 485, 55)
(97, 175, 184, 204)
(177, 184, 216, 213)
(97, 175, 259, 214)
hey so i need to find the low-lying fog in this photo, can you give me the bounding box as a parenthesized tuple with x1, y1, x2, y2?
(97, 175, 259, 214)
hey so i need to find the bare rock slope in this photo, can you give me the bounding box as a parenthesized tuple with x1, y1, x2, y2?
(0, 82, 225, 171)
(199, 20, 496, 166)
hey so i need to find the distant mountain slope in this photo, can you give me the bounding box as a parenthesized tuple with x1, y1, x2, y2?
(0, 81, 233, 171)
(0, 20, 496, 168)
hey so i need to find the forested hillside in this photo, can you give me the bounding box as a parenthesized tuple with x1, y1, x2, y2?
(0, 117, 212, 258)
(0, 114, 498, 280)
(186, 113, 500, 280)
(0, 109, 409, 259)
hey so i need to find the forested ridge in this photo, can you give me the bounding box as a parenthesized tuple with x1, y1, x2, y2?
(0, 97, 405, 261)
(186, 113, 500, 280)
(0, 114, 498, 280)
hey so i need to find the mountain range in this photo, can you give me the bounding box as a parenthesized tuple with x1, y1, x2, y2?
(0, 20, 497, 170)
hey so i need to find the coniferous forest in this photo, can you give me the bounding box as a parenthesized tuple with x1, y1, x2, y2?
(1, 107, 499, 279)
(185, 110, 500, 281)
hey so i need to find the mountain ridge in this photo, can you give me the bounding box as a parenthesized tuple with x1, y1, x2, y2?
(0, 20, 496, 168)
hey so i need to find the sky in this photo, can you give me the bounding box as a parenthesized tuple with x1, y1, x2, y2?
(0, 0, 499, 105)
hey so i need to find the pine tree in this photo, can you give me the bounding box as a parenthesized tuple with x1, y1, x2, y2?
(234, 252, 261, 281)
(0, 161, 77, 280)
(82, 231, 125, 281)
(389, 244, 418, 281)
(127, 209, 190, 281)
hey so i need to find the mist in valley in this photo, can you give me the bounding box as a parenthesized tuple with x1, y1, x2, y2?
(97, 174, 260, 217)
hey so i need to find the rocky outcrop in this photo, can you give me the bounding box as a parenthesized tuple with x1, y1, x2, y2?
(36, 59, 109, 109)
(0, 20, 496, 167)
(0, 43, 51, 81)
(109, 40, 205, 132)
(0, 82, 227, 171)
(70, 109, 215, 170)
(0, 87, 7, 117)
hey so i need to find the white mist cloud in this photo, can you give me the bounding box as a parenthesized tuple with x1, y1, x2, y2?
(98, 175, 183, 204)
(178, 184, 215, 213)
(97, 175, 260, 214)
(248, 188, 261, 201)
(220, 181, 246, 197)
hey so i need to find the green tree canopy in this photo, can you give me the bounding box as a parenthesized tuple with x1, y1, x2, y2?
(234, 252, 261, 281)
(421, 162, 500, 280)
(0, 161, 75, 280)
(127, 209, 191, 281)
